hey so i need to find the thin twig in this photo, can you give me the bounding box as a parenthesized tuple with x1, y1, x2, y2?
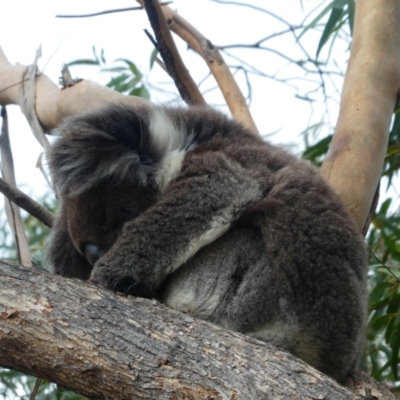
(56, 3, 172, 18)
(369, 250, 400, 283)
(29, 378, 42, 400)
(210, 0, 291, 28)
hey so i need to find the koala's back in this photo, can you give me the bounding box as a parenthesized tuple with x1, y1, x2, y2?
(158, 112, 367, 383)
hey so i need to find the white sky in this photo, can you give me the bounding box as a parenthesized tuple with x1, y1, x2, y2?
(0, 1, 356, 205)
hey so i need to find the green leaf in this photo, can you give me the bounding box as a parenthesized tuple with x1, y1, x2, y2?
(302, 134, 333, 161)
(66, 59, 100, 67)
(390, 113, 400, 142)
(150, 47, 159, 70)
(316, 6, 344, 58)
(332, 0, 347, 7)
(115, 58, 142, 77)
(370, 296, 393, 310)
(130, 85, 151, 99)
(390, 331, 400, 380)
(106, 73, 130, 89)
(369, 282, 394, 305)
(369, 313, 393, 336)
(106, 66, 129, 73)
(378, 199, 392, 216)
(347, 0, 355, 35)
(297, 3, 333, 43)
(385, 314, 397, 344)
(387, 290, 400, 314)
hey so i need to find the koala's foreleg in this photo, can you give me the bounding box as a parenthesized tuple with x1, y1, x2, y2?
(91, 151, 264, 295)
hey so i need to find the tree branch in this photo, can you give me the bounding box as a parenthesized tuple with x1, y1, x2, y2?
(143, 0, 206, 106)
(137, 0, 259, 136)
(0, 261, 394, 400)
(0, 177, 54, 228)
(0, 47, 151, 130)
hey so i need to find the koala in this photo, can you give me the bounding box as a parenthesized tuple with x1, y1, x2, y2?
(46, 103, 367, 385)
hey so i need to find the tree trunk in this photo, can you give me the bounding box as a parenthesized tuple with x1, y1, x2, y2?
(321, 0, 400, 230)
(0, 261, 395, 400)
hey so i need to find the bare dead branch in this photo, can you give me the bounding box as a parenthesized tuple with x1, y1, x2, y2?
(320, 0, 400, 230)
(143, 0, 206, 106)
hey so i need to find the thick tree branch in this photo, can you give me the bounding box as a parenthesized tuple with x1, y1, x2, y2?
(320, 0, 400, 230)
(0, 261, 394, 400)
(0, 47, 151, 130)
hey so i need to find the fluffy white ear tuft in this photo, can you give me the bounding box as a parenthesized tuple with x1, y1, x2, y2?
(149, 109, 195, 192)
(149, 109, 185, 153)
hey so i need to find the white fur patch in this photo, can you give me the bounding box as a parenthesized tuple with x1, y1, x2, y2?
(149, 109, 184, 153)
(155, 149, 186, 192)
(149, 109, 191, 192)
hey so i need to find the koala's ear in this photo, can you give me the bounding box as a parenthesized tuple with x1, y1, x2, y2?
(46, 221, 92, 280)
(48, 105, 162, 196)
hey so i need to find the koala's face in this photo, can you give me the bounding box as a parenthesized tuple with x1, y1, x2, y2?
(63, 179, 158, 266)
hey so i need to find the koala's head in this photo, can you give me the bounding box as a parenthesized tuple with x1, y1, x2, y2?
(47, 104, 188, 277)
(59, 177, 158, 265)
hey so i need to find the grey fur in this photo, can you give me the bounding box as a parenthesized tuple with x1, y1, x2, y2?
(46, 104, 368, 384)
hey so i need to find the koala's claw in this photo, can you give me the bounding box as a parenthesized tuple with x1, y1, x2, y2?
(113, 276, 136, 296)
(114, 276, 153, 298)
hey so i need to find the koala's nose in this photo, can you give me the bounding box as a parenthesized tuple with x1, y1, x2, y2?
(84, 243, 105, 266)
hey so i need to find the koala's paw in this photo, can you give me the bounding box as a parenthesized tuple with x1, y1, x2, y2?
(113, 276, 136, 295)
(91, 264, 153, 299)
(114, 276, 153, 298)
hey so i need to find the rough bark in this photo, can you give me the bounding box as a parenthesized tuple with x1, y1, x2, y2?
(0, 261, 394, 400)
(320, 0, 400, 230)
